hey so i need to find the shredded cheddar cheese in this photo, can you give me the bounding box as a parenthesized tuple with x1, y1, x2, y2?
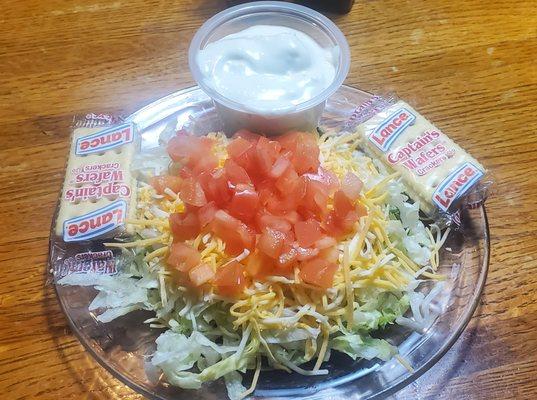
(109, 130, 447, 394)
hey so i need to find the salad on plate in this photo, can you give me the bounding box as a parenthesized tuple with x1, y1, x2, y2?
(59, 127, 450, 399)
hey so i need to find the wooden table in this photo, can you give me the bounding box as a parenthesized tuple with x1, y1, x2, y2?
(1, 0, 536, 398)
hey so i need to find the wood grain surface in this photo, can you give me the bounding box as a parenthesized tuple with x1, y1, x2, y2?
(1, 0, 536, 399)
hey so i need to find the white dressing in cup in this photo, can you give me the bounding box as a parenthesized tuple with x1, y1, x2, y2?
(189, 1, 350, 134)
(196, 25, 337, 115)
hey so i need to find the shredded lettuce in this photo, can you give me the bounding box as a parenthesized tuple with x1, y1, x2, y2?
(353, 293, 409, 331)
(331, 334, 397, 361)
(58, 272, 151, 322)
(224, 371, 247, 400)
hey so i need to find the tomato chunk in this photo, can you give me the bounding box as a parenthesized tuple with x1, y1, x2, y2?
(227, 137, 253, 160)
(192, 152, 218, 176)
(275, 131, 300, 152)
(319, 245, 339, 263)
(233, 129, 260, 142)
(270, 156, 291, 178)
(258, 228, 286, 259)
(356, 200, 368, 218)
(170, 212, 200, 241)
(245, 250, 274, 277)
(198, 201, 218, 227)
(341, 172, 363, 201)
(291, 133, 320, 174)
(167, 135, 213, 167)
(167, 242, 201, 272)
(299, 258, 338, 289)
(255, 136, 280, 175)
(304, 167, 339, 194)
(294, 219, 323, 248)
(214, 261, 247, 297)
(228, 184, 259, 222)
(256, 213, 292, 233)
(179, 177, 207, 207)
(333, 190, 355, 218)
(224, 159, 251, 186)
(300, 179, 329, 217)
(150, 175, 182, 195)
(315, 236, 337, 249)
(339, 210, 359, 232)
(276, 246, 298, 270)
(212, 210, 254, 255)
(295, 245, 319, 261)
(198, 169, 231, 206)
(189, 263, 215, 286)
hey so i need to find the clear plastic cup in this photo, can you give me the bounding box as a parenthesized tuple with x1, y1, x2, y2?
(188, 1, 351, 135)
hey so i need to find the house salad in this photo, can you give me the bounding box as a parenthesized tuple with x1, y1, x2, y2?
(59, 127, 450, 400)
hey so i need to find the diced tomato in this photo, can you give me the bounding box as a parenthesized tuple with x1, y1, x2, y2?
(275, 165, 300, 194)
(296, 206, 316, 221)
(333, 190, 355, 218)
(245, 250, 274, 277)
(257, 185, 273, 208)
(300, 178, 329, 217)
(294, 219, 323, 248)
(255, 136, 281, 175)
(256, 213, 292, 233)
(275, 131, 300, 152)
(167, 242, 201, 272)
(322, 211, 344, 237)
(166, 128, 356, 282)
(228, 184, 259, 222)
(282, 210, 300, 225)
(189, 263, 215, 286)
(238, 146, 259, 174)
(258, 228, 286, 259)
(319, 245, 339, 263)
(295, 245, 319, 261)
(179, 177, 207, 207)
(226, 229, 253, 256)
(214, 261, 247, 297)
(192, 152, 218, 176)
(356, 200, 368, 218)
(233, 129, 260, 142)
(170, 212, 200, 241)
(291, 133, 320, 174)
(198, 169, 232, 206)
(339, 210, 359, 232)
(230, 132, 260, 171)
(224, 159, 251, 186)
(167, 135, 214, 167)
(314, 236, 337, 249)
(212, 209, 238, 230)
(322, 209, 358, 237)
(276, 246, 298, 270)
(150, 175, 182, 195)
(341, 172, 363, 201)
(292, 177, 308, 204)
(227, 137, 253, 160)
(299, 258, 338, 289)
(270, 156, 291, 178)
(212, 210, 254, 255)
(271, 175, 307, 214)
(304, 167, 339, 194)
(198, 201, 218, 227)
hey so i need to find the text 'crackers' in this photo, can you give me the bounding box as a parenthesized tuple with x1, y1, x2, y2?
(55, 120, 138, 242)
(353, 100, 485, 215)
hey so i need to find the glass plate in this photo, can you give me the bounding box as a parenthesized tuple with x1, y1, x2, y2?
(50, 85, 490, 399)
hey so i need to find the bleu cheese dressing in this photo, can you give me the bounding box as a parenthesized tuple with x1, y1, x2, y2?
(197, 25, 337, 115)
